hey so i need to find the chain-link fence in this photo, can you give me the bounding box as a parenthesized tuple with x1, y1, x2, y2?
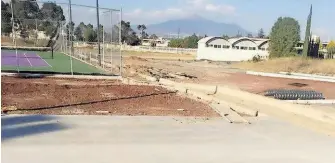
(1, 0, 122, 76)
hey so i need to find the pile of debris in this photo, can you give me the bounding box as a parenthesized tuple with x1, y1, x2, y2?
(146, 67, 197, 80)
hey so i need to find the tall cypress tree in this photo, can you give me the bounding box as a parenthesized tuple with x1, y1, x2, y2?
(302, 5, 312, 57)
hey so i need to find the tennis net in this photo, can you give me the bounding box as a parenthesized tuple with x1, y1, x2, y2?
(1, 46, 54, 59)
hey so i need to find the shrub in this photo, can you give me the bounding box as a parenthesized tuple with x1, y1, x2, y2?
(252, 55, 261, 62)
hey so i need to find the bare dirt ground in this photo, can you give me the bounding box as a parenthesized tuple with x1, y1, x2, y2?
(123, 51, 196, 61)
(1, 76, 218, 117)
(233, 57, 335, 75)
(2, 53, 334, 118)
(123, 56, 335, 99)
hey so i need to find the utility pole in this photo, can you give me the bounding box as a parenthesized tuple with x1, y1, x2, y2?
(10, 0, 15, 45)
(69, 0, 74, 75)
(177, 27, 180, 54)
(96, 0, 101, 66)
(177, 27, 180, 39)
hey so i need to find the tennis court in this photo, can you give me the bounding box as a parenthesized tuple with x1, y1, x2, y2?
(1, 46, 109, 75)
(2, 49, 51, 67)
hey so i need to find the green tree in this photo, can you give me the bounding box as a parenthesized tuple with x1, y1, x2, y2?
(235, 33, 242, 38)
(112, 21, 140, 45)
(74, 26, 84, 41)
(302, 5, 313, 57)
(95, 24, 104, 42)
(269, 17, 300, 58)
(19, 27, 29, 41)
(12, 0, 40, 19)
(74, 22, 86, 41)
(143, 32, 149, 39)
(222, 34, 229, 40)
(7, 1, 65, 39)
(12, 0, 40, 31)
(168, 39, 183, 48)
(258, 28, 265, 38)
(83, 24, 97, 42)
(121, 21, 133, 43)
(84, 29, 96, 42)
(126, 31, 141, 45)
(65, 21, 75, 41)
(168, 34, 200, 48)
(39, 2, 65, 37)
(182, 33, 199, 48)
(137, 24, 147, 39)
(247, 33, 253, 38)
(326, 40, 335, 59)
(149, 34, 158, 39)
(43, 21, 57, 36)
(1, 1, 12, 35)
(39, 2, 65, 21)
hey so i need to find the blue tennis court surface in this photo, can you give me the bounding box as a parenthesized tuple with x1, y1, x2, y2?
(1, 50, 51, 67)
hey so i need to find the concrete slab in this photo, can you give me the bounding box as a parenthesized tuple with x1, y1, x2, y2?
(2, 115, 335, 163)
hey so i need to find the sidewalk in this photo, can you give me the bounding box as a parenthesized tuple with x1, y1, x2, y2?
(2, 115, 335, 163)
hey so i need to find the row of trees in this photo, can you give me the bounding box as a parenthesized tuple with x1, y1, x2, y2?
(168, 34, 200, 48)
(167, 28, 267, 49)
(1, 0, 147, 46)
(167, 28, 266, 49)
(327, 41, 335, 58)
(268, 5, 334, 59)
(1, 0, 65, 39)
(227, 28, 266, 39)
(69, 22, 104, 43)
(70, 21, 146, 46)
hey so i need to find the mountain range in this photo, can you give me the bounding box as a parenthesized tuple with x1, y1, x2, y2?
(133, 15, 249, 37)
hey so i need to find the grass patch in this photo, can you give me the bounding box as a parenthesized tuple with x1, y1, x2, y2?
(232, 57, 335, 75)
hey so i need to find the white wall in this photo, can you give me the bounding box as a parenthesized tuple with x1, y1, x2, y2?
(259, 42, 269, 51)
(197, 43, 268, 61)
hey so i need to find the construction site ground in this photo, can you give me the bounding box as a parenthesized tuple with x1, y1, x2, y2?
(1, 76, 218, 117)
(2, 53, 335, 117)
(2, 53, 335, 163)
(123, 55, 335, 99)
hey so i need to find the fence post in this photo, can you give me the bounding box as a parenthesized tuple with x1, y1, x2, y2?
(110, 10, 113, 73)
(35, 19, 38, 46)
(90, 52, 92, 63)
(68, 0, 74, 75)
(10, 1, 20, 73)
(119, 7, 122, 77)
(102, 25, 105, 69)
(96, 0, 102, 66)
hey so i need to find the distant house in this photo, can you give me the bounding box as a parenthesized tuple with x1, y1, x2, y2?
(295, 41, 328, 55)
(197, 35, 332, 61)
(196, 36, 269, 61)
(9, 30, 50, 40)
(141, 37, 170, 47)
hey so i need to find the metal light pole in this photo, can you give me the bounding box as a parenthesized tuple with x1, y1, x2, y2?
(69, 0, 74, 75)
(110, 10, 113, 72)
(119, 8, 122, 77)
(10, 0, 15, 45)
(10, 0, 19, 72)
(96, 0, 102, 66)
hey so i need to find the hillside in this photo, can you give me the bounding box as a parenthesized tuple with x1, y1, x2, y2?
(134, 15, 249, 37)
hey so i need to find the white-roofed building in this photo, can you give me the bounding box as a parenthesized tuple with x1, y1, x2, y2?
(197, 36, 269, 61)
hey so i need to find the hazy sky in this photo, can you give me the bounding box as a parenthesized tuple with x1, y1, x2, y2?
(8, 0, 335, 40)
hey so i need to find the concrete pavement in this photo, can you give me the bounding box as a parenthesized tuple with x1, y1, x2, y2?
(2, 114, 335, 163)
